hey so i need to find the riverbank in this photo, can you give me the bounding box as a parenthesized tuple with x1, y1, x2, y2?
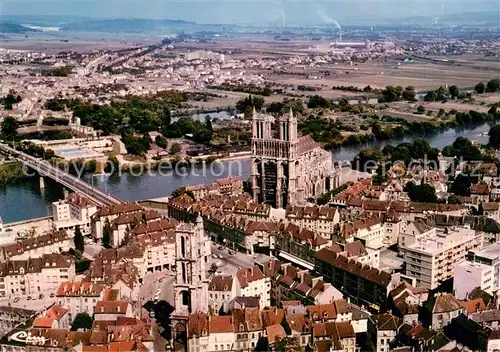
(0, 161, 26, 185)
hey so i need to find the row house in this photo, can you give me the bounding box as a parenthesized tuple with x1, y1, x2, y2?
(94, 300, 133, 321)
(368, 314, 402, 352)
(109, 209, 161, 248)
(269, 263, 343, 306)
(388, 281, 429, 325)
(91, 202, 143, 240)
(188, 305, 361, 352)
(87, 317, 154, 351)
(186, 177, 244, 201)
(274, 223, 331, 270)
(84, 258, 140, 301)
(236, 266, 271, 309)
(0, 230, 72, 261)
(341, 213, 385, 250)
(0, 253, 75, 298)
(52, 192, 98, 236)
(285, 205, 340, 239)
(345, 199, 466, 222)
(315, 248, 397, 312)
(32, 304, 70, 330)
(330, 241, 380, 269)
(421, 293, 464, 330)
(208, 275, 237, 314)
(470, 183, 491, 205)
(56, 281, 106, 322)
(168, 194, 271, 224)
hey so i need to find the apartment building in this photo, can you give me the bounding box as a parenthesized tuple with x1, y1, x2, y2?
(342, 213, 385, 250)
(56, 282, 106, 322)
(315, 248, 396, 312)
(0, 254, 75, 297)
(285, 205, 340, 239)
(185, 177, 243, 201)
(208, 275, 237, 314)
(422, 293, 464, 330)
(94, 300, 133, 321)
(91, 202, 143, 240)
(454, 243, 500, 299)
(401, 226, 482, 289)
(368, 314, 402, 352)
(1, 230, 72, 261)
(109, 210, 162, 248)
(235, 266, 271, 309)
(52, 193, 98, 236)
(331, 241, 380, 269)
(187, 305, 360, 352)
(33, 304, 70, 330)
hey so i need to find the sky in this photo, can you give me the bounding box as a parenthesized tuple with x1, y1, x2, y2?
(1, 0, 498, 25)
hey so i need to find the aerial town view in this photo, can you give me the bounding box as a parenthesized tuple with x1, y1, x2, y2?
(0, 0, 499, 351)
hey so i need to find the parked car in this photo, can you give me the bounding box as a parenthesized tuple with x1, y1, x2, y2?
(49, 293, 55, 298)
(39, 294, 44, 299)
(13, 297, 20, 303)
(27, 296, 31, 301)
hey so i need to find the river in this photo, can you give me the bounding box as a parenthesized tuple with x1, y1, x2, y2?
(0, 123, 492, 223)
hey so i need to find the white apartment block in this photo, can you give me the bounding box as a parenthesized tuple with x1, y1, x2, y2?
(236, 266, 271, 309)
(454, 243, 500, 299)
(52, 193, 98, 236)
(0, 254, 75, 298)
(401, 226, 482, 289)
(454, 261, 494, 300)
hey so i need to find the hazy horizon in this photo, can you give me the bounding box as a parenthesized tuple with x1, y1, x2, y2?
(2, 0, 499, 26)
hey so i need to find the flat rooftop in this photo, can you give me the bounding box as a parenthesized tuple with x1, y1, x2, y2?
(469, 243, 500, 260)
(406, 227, 476, 255)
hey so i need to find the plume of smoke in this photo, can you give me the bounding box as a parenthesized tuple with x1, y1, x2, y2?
(316, 10, 342, 41)
(272, 1, 287, 29)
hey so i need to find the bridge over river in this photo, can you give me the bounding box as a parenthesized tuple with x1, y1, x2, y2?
(0, 143, 122, 207)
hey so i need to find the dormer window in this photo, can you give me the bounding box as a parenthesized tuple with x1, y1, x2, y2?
(239, 323, 244, 332)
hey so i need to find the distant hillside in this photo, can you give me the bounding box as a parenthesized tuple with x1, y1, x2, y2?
(60, 18, 196, 32)
(0, 23, 39, 33)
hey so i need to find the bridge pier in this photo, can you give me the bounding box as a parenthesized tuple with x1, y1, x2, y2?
(39, 176, 45, 190)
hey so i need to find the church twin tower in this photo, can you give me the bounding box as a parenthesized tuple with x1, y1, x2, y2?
(251, 107, 340, 208)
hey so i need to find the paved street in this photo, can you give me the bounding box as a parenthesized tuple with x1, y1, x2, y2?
(380, 248, 404, 273)
(209, 244, 271, 275)
(0, 293, 57, 311)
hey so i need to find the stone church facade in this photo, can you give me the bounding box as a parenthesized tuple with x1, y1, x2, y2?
(250, 108, 340, 208)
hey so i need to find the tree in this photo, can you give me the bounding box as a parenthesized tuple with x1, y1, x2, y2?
(171, 186, 194, 199)
(74, 225, 84, 252)
(254, 336, 269, 352)
(488, 125, 500, 150)
(43, 149, 55, 160)
(404, 182, 437, 203)
(1, 116, 18, 138)
(448, 85, 460, 99)
(475, 82, 486, 94)
(486, 78, 500, 93)
(402, 86, 416, 101)
(71, 312, 93, 331)
(448, 195, 462, 204)
(169, 142, 181, 155)
(102, 219, 111, 248)
(416, 105, 426, 114)
(155, 135, 167, 149)
(423, 91, 437, 102)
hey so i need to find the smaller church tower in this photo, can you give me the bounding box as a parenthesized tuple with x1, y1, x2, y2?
(172, 215, 210, 316)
